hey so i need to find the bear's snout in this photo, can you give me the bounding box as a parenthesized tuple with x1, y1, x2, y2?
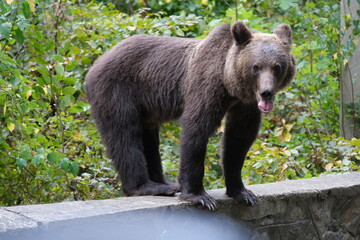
(256, 71, 276, 113)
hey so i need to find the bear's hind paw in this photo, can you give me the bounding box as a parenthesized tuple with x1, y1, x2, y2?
(125, 181, 178, 196)
(163, 180, 181, 193)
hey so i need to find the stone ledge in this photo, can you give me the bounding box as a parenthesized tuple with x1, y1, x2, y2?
(1, 172, 359, 240)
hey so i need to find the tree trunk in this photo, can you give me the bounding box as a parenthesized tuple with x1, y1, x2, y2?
(340, 0, 360, 139)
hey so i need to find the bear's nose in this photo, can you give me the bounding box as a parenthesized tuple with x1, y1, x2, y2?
(260, 90, 274, 100)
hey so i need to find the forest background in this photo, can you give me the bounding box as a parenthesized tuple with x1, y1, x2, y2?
(0, 0, 359, 206)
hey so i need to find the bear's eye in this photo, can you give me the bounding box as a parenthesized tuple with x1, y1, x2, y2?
(253, 64, 260, 73)
(273, 64, 281, 73)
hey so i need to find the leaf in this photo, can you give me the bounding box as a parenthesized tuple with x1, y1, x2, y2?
(63, 77, 77, 84)
(48, 152, 60, 164)
(7, 122, 15, 132)
(342, 159, 351, 166)
(33, 57, 47, 65)
(63, 42, 71, 53)
(325, 163, 333, 171)
(281, 131, 292, 142)
(274, 126, 284, 137)
(0, 22, 12, 40)
(127, 26, 136, 31)
(59, 94, 72, 109)
(253, 162, 263, 169)
(37, 65, 49, 76)
(350, 138, 360, 147)
(32, 155, 42, 166)
(19, 103, 30, 114)
(16, 17, 30, 31)
(22, 1, 31, 18)
(20, 145, 32, 160)
(14, 27, 25, 44)
(27, 0, 35, 13)
(16, 158, 27, 169)
(275, 126, 292, 142)
(55, 63, 64, 75)
(73, 132, 82, 141)
(70, 46, 81, 54)
(26, 89, 32, 99)
(81, 56, 92, 64)
(70, 162, 79, 175)
(66, 61, 76, 71)
(174, 27, 184, 37)
(33, 86, 45, 95)
(34, 41, 46, 54)
(284, 123, 294, 132)
(63, 86, 76, 95)
(53, 55, 64, 62)
(278, 0, 291, 10)
(0, 51, 17, 66)
(283, 150, 292, 156)
(290, 149, 299, 155)
(59, 158, 70, 171)
(44, 42, 55, 52)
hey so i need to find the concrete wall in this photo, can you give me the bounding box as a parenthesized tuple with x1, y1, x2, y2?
(1, 173, 360, 240)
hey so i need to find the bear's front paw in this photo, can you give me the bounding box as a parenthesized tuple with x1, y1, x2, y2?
(227, 188, 257, 206)
(179, 191, 217, 211)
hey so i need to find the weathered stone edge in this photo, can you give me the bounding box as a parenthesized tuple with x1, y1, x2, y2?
(1, 172, 359, 234)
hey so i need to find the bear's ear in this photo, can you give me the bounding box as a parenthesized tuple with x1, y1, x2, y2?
(231, 21, 253, 46)
(274, 24, 292, 45)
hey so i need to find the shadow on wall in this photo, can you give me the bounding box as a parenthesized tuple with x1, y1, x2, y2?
(3, 208, 251, 240)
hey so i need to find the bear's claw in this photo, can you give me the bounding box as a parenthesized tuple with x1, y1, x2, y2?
(179, 191, 217, 211)
(227, 188, 258, 206)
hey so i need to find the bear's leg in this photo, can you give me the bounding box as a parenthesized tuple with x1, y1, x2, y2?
(222, 102, 261, 206)
(179, 131, 217, 210)
(142, 127, 180, 192)
(97, 110, 177, 197)
(178, 107, 224, 211)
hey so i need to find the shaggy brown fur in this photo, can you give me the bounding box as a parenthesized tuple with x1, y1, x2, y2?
(85, 21, 296, 210)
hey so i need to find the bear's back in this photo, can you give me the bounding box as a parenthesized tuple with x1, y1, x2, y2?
(85, 35, 201, 124)
(86, 35, 199, 86)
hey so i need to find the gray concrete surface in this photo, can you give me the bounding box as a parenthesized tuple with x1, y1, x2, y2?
(1, 172, 359, 239)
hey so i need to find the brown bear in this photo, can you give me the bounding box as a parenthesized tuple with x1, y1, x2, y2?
(85, 21, 296, 210)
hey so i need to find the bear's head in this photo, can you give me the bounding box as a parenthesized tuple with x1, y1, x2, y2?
(224, 21, 296, 113)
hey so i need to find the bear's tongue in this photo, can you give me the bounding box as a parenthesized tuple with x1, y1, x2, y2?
(258, 100, 274, 113)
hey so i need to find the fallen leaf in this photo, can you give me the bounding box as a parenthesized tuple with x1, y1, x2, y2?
(325, 163, 333, 171)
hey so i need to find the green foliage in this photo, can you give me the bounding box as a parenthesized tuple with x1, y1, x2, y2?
(0, 0, 359, 206)
(0, 0, 205, 206)
(98, 0, 228, 19)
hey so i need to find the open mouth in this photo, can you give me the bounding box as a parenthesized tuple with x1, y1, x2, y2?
(258, 100, 274, 113)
